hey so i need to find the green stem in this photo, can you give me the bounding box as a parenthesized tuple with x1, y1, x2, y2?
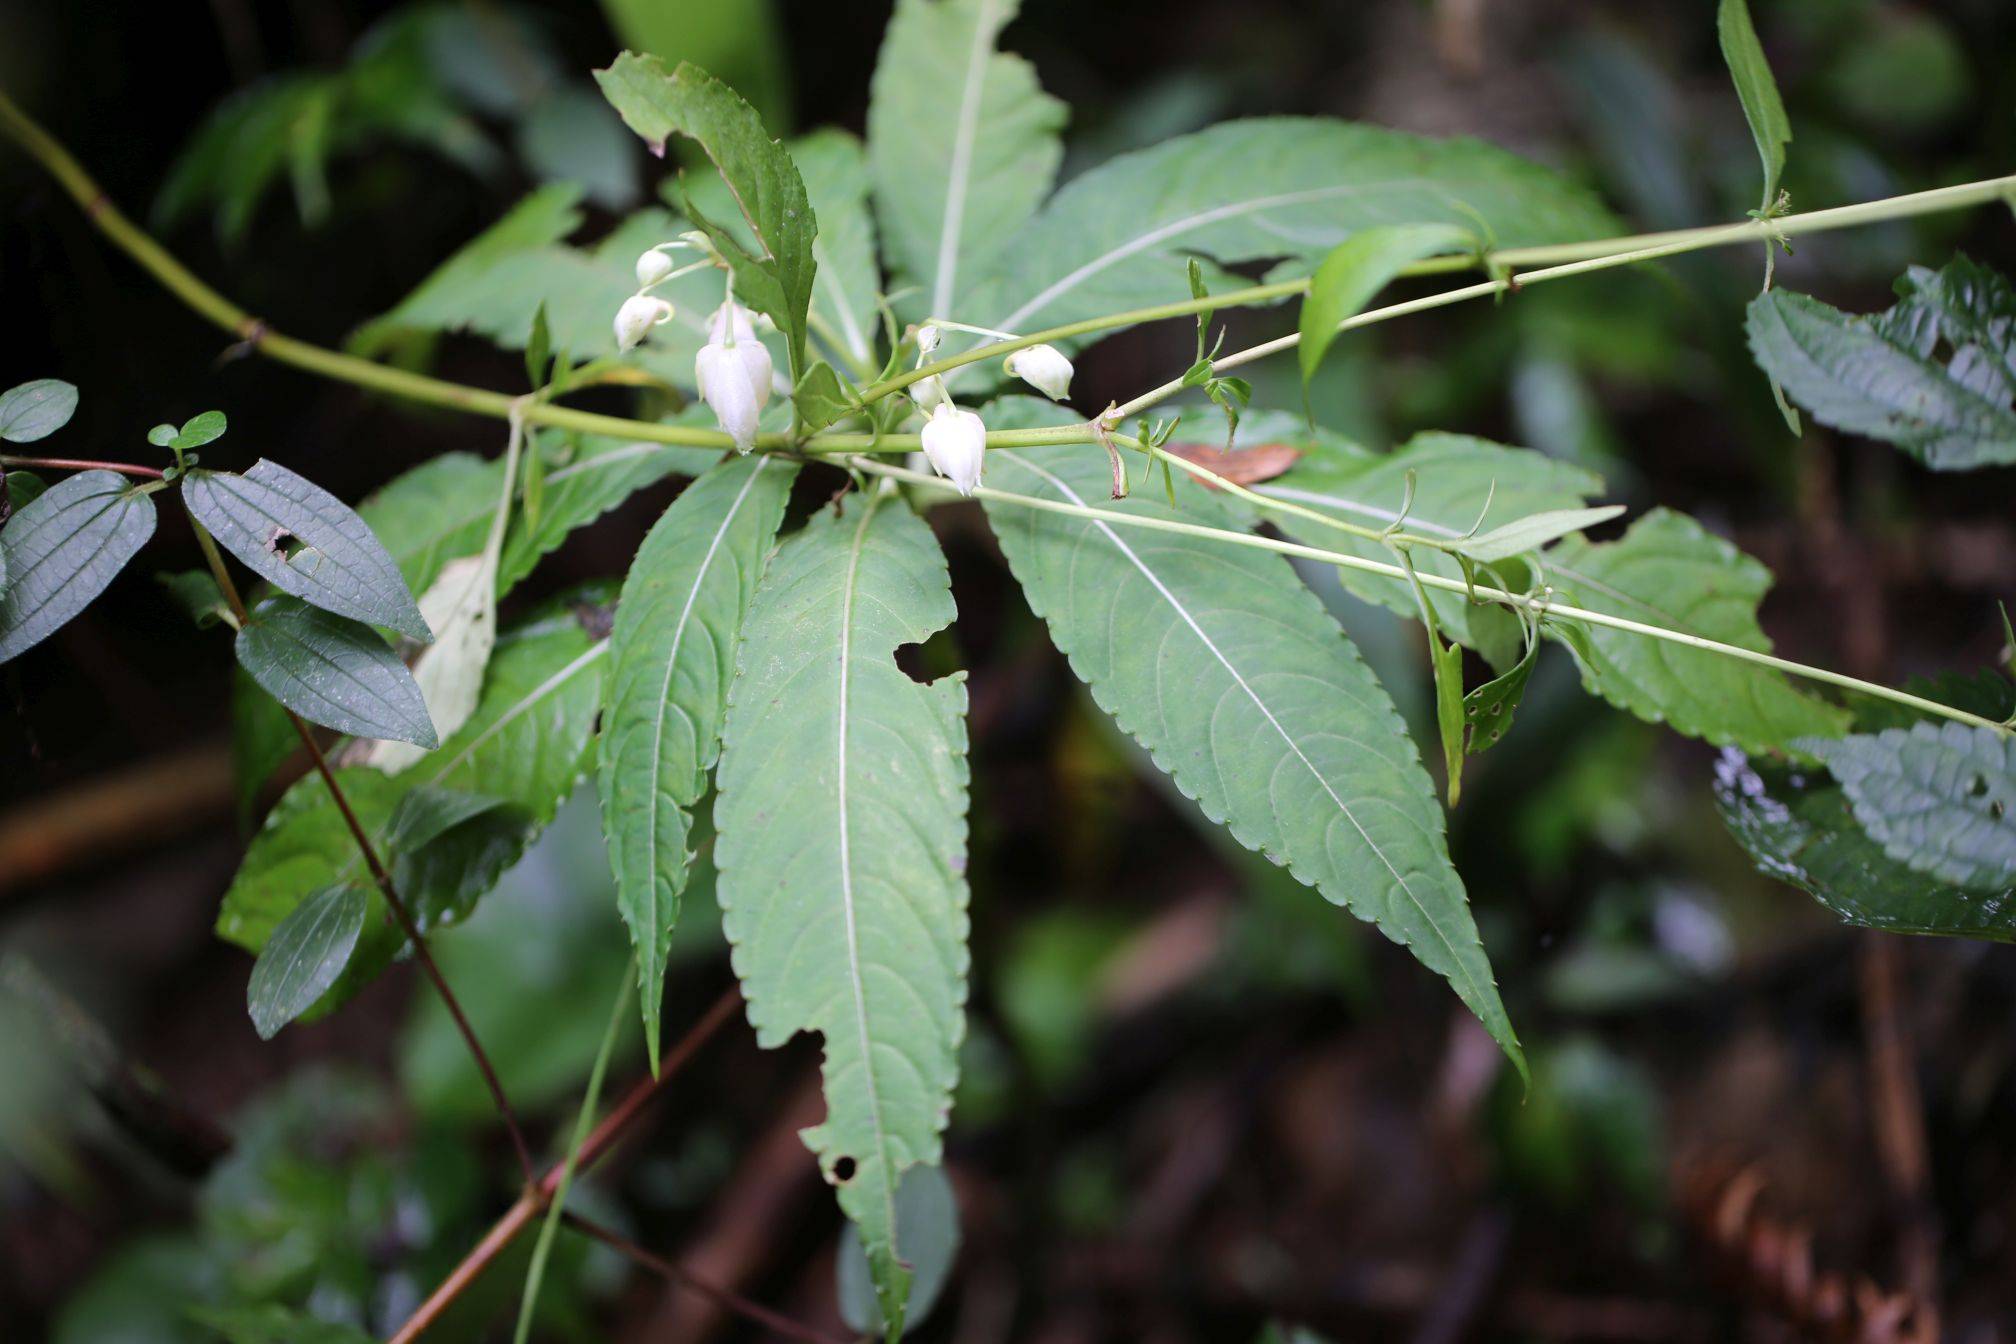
(848, 454, 2014, 739)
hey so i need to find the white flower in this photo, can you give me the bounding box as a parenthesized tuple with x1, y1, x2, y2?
(708, 300, 759, 345)
(916, 324, 942, 356)
(1003, 344, 1074, 401)
(695, 310, 773, 453)
(635, 246, 676, 288)
(614, 295, 673, 352)
(921, 402, 986, 496)
(909, 373, 950, 411)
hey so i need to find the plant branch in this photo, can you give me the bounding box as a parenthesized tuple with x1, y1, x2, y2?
(0, 454, 164, 480)
(848, 454, 2015, 738)
(188, 513, 537, 1185)
(386, 986, 744, 1344)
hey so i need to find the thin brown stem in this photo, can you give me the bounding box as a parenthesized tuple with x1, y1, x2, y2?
(561, 1211, 854, 1344)
(0, 454, 164, 480)
(386, 987, 744, 1344)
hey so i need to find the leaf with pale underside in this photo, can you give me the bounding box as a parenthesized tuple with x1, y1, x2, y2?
(0, 470, 157, 664)
(980, 401, 1520, 1077)
(368, 553, 495, 772)
(599, 455, 796, 1062)
(234, 595, 437, 747)
(1457, 505, 1626, 564)
(1800, 722, 2016, 891)
(0, 379, 79, 443)
(714, 491, 968, 1337)
(246, 882, 367, 1039)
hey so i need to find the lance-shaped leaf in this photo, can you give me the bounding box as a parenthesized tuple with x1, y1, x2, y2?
(714, 492, 968, 1335)
(982, 424, 1519, 1072)
(1299, 223, 1474, 392)
(234, 596, 438, 747)
(1457, 504, 1626, 564)
(1717, 0, 1791, 210)
(1546, 509, 1849, 753)
(246, 882, 367, 1039)
(867, 0, 1065, 319)
(1799, 722, 2016, 891)
(1746, 258, 2016, 470)
(600, 455, 796, 1061)
(0, 378, 79, 443)
(185, 460, 430, 640)
(0, 470, 157, 663)
(1716, 749, 2015, 940)
(596, 53, 818, 383)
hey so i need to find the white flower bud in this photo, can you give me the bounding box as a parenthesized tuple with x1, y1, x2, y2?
(696, 332, 773, 453)
(1003, 344, 1074, 401)
(916, 324, 941, 356)
(921, 402, 987, 497)
(635, 246, 675, 288)
(909, 373, 950, 411)
(615, 295, 674, 352)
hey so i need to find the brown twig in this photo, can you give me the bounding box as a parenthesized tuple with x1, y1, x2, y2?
(0, 454, 164, 480)
(386, 987, 743, 1344)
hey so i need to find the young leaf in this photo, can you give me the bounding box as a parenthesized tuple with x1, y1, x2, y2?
(1717, 749, 2015, 941)
(1800, 722, 2016, 891)
(982, 410, 1521, 1074)
(837, 1163, 961, 1338)
(1457, 504, 1625, 564)
(1746, 258, 2016, 470)
(794, 360, 862, 433)
(172, 410, 229, 450)
(524, 301, 553, 392)
(1299, 223, 1473, 394)
(1463, 632, 1540, 756)
(866, 0, 1066, 319)
(184, 460, 431, 640)
(1717, 0, 1792, 211)
(1546, 509, 1850, 753)
(234, 595, 438, 747)
(714, 491, 969, 1336)
(0, 378, 80, 443)
(595, 53, 818, 382)
(246, 882, 367, 1039)
(0, 470, 157, 663)
(600, 455, 795, 1062)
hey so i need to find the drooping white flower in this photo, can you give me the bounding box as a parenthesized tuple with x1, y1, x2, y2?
(1003, 344, 1074, 401)
(915, 324, 941, 356)
(921, 402, 986, 496)
(615, 295, 674, 352)
(909, 373, 950, 411)
(708, 300, 759, 345)
(695, 302, 773, 453)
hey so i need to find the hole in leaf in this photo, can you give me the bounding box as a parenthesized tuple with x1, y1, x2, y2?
(831, 1155, 857, 1183)
(1969, 774, 1990, 798)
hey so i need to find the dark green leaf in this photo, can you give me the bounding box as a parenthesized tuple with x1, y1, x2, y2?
(1717, 0, 1791, 210)
(5, 468, 47, 512)
(525, 301, 553, 392)
(0, 379, 79, 443)
(1800, 722, 2016, 891)
(837, 1163, 961, 1338)
(792, 360, 859, 432)
(1463, 633, 1539, 756)
(234, 596, 437, 746)
(245, 882, 367, 1039)
(232, 663, 298, 830)
(1299, 224, 1472, 393)
(157, 569, 232, 629)
(0, 470, 157, 663)
(385, 786, 512, 853)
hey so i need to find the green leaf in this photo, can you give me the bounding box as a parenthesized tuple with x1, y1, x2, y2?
(968, 118, 1617, 351)
(837, 1163, 961, 1338)
(1717, 0, 1792, 210)
(1717, 749, 2015, 941)
(1546, 509, 1850, 753)
(1746, 260, 2016, 470)
(1800, 722, 2016, 891)
(595, 53, 817, 383)
(1299, 223, 1473, 393)
(715, 491, 969, 1335)
(1457, 504, 1626, 564)
(234, 595, 438, 747)
(5, 468, 47, 512)
(157, 569, 232, 629)
(1261, 430, 1605, 670)
(232, 663, 299, 830)
(184, 460, 431, 641)
(245, 882, 367, 1039)
(1463, 632, 1539, 756)
(0, 470, 157, 663)
(796, 130, 883, 372)
(190, 1305, 374, 1344)
(515, 85, 640, 211)
(385, 786, 513, 853)
(867, 0, 1066, 320)
(600, 455, 795, 1061)
(982, 413, 1519, 1073)
(0, 379, 79, 443)
(174, 410, 230, 450)
(525, 301, 553, 392)
(793, 360, 861, 432)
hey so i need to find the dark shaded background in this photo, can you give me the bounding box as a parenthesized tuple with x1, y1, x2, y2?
(4, 1, 2016, 1341)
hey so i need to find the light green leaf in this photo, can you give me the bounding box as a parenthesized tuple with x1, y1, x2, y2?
(1800, 722, 2016, 891)
(867, 0, 1065, 319)
(796, 129, 883, 371)
(1716, 748, 2015, 941)
(837, 1163, 961, 1337)
(185, 460, 431, 641)
(515, 85, 639, 211)
(0, 378, 79, 443)
(1457, 504, 1626, 564)
(1746, 259, 2016, 470)
(1299, 223, 1473, 392)
(969, 118, 1618, 351)
(714, 491, 968, 1335)
(600, 455, 795, 1061)
(234, 595, 437, 747)
(982, 412, 1519, 1072)
(793, 360, 862, 432)
(369, 552, 494, 772)
(1260, 431, 1606, 670)
(1717, 0, 1792, 210)
(172, 410, 230, 450)
(1546, 509, 1850, 753)
(595, 53, 818, 383)
(246, 882, 367, 1039)
(0, 470, 157, 663)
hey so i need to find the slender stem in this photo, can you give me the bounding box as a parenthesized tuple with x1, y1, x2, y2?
(848, 455, 2015, 738)
(0, 454, 164, 480)
(1143, 440, 1451, 551)
(188, 513, 538, 1186)
(387, 986, 744, 1344)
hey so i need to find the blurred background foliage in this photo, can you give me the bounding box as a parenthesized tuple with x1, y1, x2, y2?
(4, 0, 2016, 1340)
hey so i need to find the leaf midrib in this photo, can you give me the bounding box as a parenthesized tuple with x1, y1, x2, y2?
(931, 0, 1003, 316)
